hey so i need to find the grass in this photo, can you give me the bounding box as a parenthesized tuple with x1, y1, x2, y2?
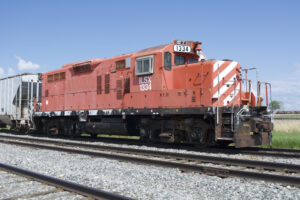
(0, 125, 9, 131)
(82, 133, 140, 140)
(273, 114, 300, 118)
(98, 134, 140, 140)
(270, 120, 300, 149)
(273, 120, 300, 133)
(271, 131, 300, 149)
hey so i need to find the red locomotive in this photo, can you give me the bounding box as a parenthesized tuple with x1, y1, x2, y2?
(33, 40, 273, 147)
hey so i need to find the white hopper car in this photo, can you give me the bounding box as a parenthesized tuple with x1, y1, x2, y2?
(0, 73, 41, 131)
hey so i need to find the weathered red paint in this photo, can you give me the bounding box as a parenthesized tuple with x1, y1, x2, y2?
(41, 41, 249, 112)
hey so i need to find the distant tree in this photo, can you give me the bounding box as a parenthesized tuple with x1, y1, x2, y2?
(269, 100, 283, 111)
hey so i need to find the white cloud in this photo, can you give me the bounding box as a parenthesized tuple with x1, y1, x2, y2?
(15, 56, 40, 71)
(0, 67, 17, 78)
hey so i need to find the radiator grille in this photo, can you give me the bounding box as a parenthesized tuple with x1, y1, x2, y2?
(97, 75, 102, 94)
(105, 74, 110, 94)
(124, 78, 130, 94)
(116, 80, 122, 100)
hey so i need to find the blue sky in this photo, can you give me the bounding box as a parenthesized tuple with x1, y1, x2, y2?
(0, 0, 299, 110)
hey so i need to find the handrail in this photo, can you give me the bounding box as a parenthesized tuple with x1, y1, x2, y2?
(257, 81, 272, 110)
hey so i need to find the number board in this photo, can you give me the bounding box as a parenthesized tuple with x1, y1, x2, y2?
(173, 45, 191, 53)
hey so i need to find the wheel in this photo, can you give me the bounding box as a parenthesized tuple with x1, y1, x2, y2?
(63, 120, 76, 138)
(42, 121, 51, 136)
(139, 127, 150, 142)
(90, 133, 98, 139)
(140, 127, 155, 142)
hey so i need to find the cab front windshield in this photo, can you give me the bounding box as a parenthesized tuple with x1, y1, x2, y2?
(164, 52, 199, 71)
(174, 55, 198, 66)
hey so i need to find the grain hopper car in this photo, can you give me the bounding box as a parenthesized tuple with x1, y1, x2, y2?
(0, 73, 41, 131)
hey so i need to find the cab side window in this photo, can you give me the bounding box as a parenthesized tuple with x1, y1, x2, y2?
(174, 55, 185, 66)
(164, 52, 172, 71)
(188, 58, 198, 64)
(135, 55, 154, 76)
(125, 57, 131, 68)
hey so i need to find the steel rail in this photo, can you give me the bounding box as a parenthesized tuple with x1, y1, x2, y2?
(0, 162, 133, 200)
(1, 133, 300, 158)
(0, 135, 299, 173)
(243, 146, 300, 154)
(223, 148, 300, 159)
(75, 135, 300, 158)
(212, 145, 300, 154)
(1, 132, 299, 158)
(209, 146, 300, 158)
(0, 139, 300, 188)
(78, 135, 300, 157)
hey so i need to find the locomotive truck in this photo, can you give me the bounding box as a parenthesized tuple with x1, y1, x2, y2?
(1, 40, 273, 148)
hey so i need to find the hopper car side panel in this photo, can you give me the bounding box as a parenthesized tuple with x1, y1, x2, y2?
(0, 74, 41, 131)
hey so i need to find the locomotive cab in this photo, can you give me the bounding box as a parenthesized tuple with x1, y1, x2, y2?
(133, 40, 273, 147)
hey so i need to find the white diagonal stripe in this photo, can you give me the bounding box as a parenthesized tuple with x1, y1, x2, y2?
(213, 74, 236, 98)
(213, 61, 237, 87)
(223, 83, 240, 106)
(213, 61, 225, 72)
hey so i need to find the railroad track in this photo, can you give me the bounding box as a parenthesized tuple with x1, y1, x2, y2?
(0, 162, 133, 200)
(1, 132, 299, 159)
(0, 134, 300, 188)
(0, 134, 299, 173)
(211, 146, 300, 159)
(77, 135, 300, 159)
(248, 146, 300, 154)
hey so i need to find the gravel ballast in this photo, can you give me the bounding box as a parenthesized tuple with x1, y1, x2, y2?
(0, 142, 299, 200)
